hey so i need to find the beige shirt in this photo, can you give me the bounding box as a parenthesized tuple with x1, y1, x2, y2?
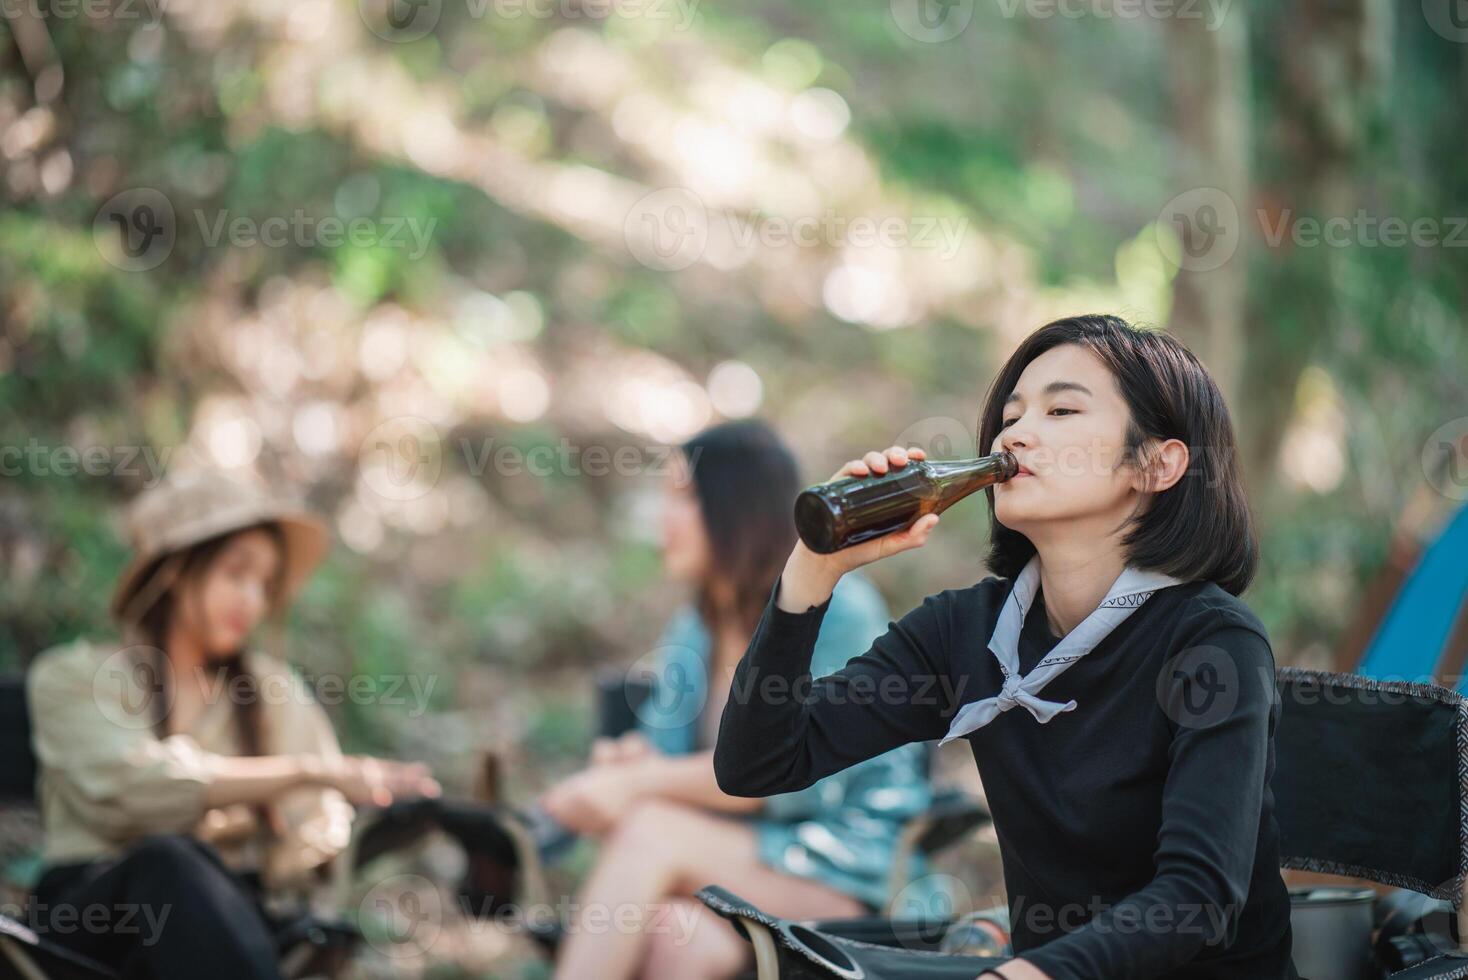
(27, 638, 355, 896)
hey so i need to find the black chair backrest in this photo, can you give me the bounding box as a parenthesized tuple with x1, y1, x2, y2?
(0, 674, 38, 803)
(1272, 667, 1466, 905)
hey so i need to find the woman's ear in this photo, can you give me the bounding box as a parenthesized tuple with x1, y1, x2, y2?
(1131, 437, 1190, 494)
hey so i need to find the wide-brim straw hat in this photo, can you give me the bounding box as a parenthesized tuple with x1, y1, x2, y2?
(110, 467, 330, 626)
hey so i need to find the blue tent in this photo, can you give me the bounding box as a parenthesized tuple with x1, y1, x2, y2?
(1355, 502, 1468, 687)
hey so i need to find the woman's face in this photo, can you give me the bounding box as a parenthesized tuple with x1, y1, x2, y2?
(177, 528, 282, 657)
(659, 455, 710, 584)
(989, 343, 1148, 533)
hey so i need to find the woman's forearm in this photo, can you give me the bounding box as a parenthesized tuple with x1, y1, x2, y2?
(640, 751, 764, 814)
(200, 754, 324, 808)
(776, 547, 844, 613)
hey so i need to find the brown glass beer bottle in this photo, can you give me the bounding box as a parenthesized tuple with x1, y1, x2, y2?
(794, 451, 1018, 554)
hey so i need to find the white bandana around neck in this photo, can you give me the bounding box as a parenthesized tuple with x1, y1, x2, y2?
(938, 556, 1187, 745)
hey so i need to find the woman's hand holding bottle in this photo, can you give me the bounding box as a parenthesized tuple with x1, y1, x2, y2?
(778, 445, 942, 614)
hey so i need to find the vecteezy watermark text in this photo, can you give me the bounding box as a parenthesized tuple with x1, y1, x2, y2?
(2, 899, 172, 945)
(0, 440, 172, 486)
(358, 876, 704, 957)
(92, 649, 440, 732)
(0, 0, 166, 25)
(623, 187, 969, 272)
(92, 188, 438, 271)
(193, 210, 436, 260)
(358, 0, 700, 43)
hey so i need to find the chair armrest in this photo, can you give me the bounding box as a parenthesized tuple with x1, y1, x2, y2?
(886, 789, 994, 906)
(738, 916, 782, 980)
(326, 804, 377, 913)
(914, 789, 992, 855)
(1387, 952, 1468, 979)
(274, 913, 361, 980)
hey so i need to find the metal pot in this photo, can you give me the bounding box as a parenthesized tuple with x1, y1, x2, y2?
(1289, 886, 1377, 980)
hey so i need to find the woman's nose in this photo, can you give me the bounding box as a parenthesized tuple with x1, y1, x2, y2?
(998, 422, 1031, 454)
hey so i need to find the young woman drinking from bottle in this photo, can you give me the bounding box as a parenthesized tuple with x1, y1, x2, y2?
(714, 315, 1298, 980)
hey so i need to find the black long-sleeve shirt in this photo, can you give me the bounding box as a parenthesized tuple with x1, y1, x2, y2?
(713, 571, 1297, 980)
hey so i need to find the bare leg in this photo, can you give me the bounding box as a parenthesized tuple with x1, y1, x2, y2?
(639, 897, 748, 980)
(552, 799, 868, 980)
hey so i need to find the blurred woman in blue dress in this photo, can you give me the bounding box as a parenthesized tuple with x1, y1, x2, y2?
(542, 419, 941, 980)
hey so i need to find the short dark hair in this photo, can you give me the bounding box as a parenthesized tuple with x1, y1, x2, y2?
(977, 314, 1258, 596)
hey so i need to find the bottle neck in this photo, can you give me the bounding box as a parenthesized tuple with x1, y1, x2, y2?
(923, 455, 1013, 502)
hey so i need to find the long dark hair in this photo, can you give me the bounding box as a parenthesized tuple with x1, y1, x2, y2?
(977, 314, 1258, 596)
(679, 419, 802, 638)
(135, 522, 289, 830)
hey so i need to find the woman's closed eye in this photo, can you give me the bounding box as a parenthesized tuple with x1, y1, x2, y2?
(1000, 408, 1078, 428)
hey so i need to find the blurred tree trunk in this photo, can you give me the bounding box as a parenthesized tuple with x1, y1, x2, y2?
(1165, 1, 1395, 508)
(1234, 0, 1394, 509)
(1162, 11, 1252, 412)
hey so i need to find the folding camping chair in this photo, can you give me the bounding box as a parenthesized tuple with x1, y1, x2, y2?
(694, 667, 1468, 979)
(0, 674, 361, 980)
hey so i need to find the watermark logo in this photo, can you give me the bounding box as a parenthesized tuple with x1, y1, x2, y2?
(1422, 417, 1468, 501)
(360, 874, 443, 958)
(358, 416, 445, 505)
(886, 873, 972, 949)
(1423, 0, 1468, 42)
(624, 187, 710, 272)
(92, 646, 171, 732)
(893, 416, 976, 460)
(93, 188, 176, 272)
(891, 0, 975, 42)
(1156, 644, 1241, 729)
(360, 0, 443, 41)
(627, 645, 705, 731)
(1155, 187, 1240, 273)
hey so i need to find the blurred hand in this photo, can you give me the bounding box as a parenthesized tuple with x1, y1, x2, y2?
(326, 755, 441, 807)
(194, 804, 259, 845)
(986, 960, 1052, 980)
(540, 758, 657, 836)
(589, 731, 659, 767)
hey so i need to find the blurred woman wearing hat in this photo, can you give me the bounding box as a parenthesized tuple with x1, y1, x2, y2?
(25, 466, 440, 979)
